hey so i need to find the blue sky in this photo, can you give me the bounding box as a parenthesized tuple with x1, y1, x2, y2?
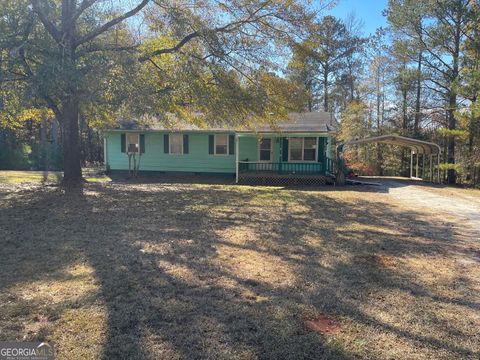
(325, 0, 389, 35)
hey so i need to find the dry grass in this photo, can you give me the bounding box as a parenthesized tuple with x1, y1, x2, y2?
(0, 180, 479, 359)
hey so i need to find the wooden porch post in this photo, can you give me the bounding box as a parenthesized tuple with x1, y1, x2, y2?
(235, 135, 239, 184)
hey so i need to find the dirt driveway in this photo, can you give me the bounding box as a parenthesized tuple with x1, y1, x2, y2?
(365, 178, 480, 236)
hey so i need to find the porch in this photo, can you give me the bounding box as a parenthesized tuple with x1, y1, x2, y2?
(234, 133, 336, 185)
(237, 160, 336, 185)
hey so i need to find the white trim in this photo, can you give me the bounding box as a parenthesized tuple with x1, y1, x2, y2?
(169, 133, 184, 155)
(258, 138, 273, 162)
(214, 134, 229, 156)
(288, 137, 318, 162)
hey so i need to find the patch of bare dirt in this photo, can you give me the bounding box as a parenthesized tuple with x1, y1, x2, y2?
(305, 314, 341, 334)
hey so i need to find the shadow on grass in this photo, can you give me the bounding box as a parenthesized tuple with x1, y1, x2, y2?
(0, 183, 478, 359)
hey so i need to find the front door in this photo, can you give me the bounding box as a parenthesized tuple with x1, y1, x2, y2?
(259, 138, 273, 170)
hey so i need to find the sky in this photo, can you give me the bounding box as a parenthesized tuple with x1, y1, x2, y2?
(325, 0, 389, 36)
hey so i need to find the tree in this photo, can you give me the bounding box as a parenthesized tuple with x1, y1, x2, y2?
(0, 0, 318, 183)
(456, 0, 480, 182)
(287, 15, 363, 112)
(387, 0, 473, 184)
(386, 0, 429, 137)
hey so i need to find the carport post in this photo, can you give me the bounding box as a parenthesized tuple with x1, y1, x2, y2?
(422, 154, 425, 180)
(430, 154, 433, 182)
(415, 151, 419, 178)
(437, 154, 441, 183)
(410, 150, 413, 179)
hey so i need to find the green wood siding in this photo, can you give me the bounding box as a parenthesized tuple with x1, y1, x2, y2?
(105, 132, 333, 173)
(106, 132, 236, 173)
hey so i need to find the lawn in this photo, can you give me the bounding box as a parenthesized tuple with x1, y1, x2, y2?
(0, 170, 111, 184)
(0, 181, 479, 359)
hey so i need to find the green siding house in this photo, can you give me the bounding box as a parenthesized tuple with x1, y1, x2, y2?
(104, 112, 337, 184)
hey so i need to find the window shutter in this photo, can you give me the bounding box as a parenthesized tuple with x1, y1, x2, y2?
(121, 133, 126, 153)
(164, 134, 169, 153)
(140, 134, 145, 154)
(317, 137, 325, 162)
(282, 138, 288, 161)
(183, 134, 189, 154)
(229, 135, 235, 155)
(208, 135, 214, 154)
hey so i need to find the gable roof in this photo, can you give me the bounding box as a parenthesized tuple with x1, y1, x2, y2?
(249, 112, 337, 133)
(112, 111, 337, 134)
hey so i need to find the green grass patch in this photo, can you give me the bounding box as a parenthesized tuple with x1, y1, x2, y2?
(0, 170, 111, 184)
(84, 175, 111, 183)
(0, 171, 62, 184)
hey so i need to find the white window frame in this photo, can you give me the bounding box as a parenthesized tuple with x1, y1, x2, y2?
(126, 133, 140, 154)
(214, 134, 229, 156)
(169, 133, 184, 155)
(288, 137, 317, 162)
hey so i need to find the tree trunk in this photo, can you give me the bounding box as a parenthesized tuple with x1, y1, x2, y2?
(446, 14, 461, 185)
(402, 87, 408, 173)
(60, 0, 82, 183)
(414, 51, 422, 137)
(62, 96, 82, 183)
(323, 65, 329, 112)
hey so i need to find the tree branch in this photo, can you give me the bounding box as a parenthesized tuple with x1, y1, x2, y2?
(76, 43, 140, 56)
(72, 0, 97, 23)
(139, 31, 200, 61)
(30, 0, 62, 44)
(75, 0, 150, 47)
(139, 1, 273, 61)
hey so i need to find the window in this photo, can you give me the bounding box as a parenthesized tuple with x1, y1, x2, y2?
(169, 133, 183, 154)
(215, 134, 228, 155)
(259, 138, 272, 161)
(127, 133, 139, 153)
(303, 137, 317, 161)
(288, 137, 317, 161)
(289, 138, 303, 161)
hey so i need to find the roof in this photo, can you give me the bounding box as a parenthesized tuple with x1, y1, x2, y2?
(112, 111, 337, 134)
(341, 134, 441, 155)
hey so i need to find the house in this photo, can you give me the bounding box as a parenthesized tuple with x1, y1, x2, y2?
(103, 111, 338, 184)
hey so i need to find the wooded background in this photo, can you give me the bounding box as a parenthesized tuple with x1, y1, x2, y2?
(0, 0, 478, 185)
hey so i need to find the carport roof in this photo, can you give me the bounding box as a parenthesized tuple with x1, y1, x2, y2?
(342, 134, 441, 155)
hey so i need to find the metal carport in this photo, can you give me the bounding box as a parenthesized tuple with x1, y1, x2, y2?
(338, 134, 442, 183)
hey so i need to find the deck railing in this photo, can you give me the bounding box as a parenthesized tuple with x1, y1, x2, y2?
(238, 158, 337, 176)
(238, 161, 325, 174)
(326, 157, 336, 175)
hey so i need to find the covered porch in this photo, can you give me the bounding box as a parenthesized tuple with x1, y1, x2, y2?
(234, 133, 336, 185)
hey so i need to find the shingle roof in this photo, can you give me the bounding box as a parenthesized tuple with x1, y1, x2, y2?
(249, 112, 338, 133)
(114, 111, 337, 133)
